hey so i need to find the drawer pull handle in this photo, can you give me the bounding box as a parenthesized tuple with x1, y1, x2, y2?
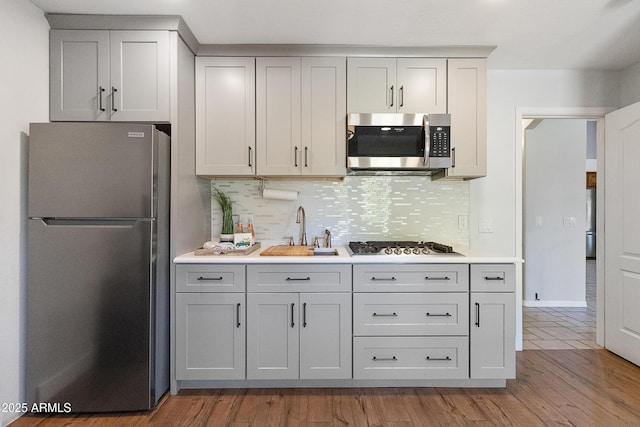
(475, 302, 480, 327)
(373, 312, 398, 317)
(425, 276, 450, 281)
(197, 276, 223, 281)
(426, 312, 452, 317)
(426, 356, 451, 361)
(372, 356, 397, 361)
(286, 277, 311, 281)
(371, 277, 396, 281)
(484, 276, 504, 281)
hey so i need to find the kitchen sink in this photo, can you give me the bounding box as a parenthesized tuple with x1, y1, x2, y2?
(313, 248, 339, 256)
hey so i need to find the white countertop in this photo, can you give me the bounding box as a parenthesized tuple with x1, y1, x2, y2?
(174, 244, 522, 264)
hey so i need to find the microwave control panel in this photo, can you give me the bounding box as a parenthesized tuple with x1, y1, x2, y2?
(429, 126, 450, 157)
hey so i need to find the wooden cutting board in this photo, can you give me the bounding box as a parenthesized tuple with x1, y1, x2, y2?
(260, 245, 314, 256)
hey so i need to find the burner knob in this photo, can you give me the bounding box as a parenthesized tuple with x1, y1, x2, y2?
(394, 248, 402, 255)
(413, 248, 421, 254)
(403, 248, 412, 254)
(384, 247, 393, 255)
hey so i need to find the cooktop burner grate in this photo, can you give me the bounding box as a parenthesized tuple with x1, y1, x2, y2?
(347, 240, 456, 255)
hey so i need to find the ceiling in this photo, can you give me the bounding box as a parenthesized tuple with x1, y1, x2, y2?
(30, 0, 640, 70)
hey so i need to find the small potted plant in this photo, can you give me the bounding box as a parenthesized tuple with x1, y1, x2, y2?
(213, 187, 234, 242)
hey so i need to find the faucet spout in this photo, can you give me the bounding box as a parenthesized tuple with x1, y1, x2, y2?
(296, 206, 307, 246)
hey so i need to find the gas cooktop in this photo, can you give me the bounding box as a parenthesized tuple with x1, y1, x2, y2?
(347, 241, 463, 256)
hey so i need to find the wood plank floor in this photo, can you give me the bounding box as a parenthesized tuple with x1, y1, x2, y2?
(11, 349, 640, 426)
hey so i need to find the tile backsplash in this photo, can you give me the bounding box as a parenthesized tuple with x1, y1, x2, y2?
(210, 176, 469, 248)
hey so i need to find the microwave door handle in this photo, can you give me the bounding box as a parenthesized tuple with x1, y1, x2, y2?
(424, 120, 430, 166)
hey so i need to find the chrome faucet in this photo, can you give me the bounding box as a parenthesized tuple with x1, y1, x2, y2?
(296, 206, 307, 246)
(323, 229, 332, 248)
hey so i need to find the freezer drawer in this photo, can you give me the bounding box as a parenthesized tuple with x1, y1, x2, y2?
(26, 218, 156, 412)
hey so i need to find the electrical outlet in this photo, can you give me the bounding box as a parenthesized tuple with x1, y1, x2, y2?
(535, 216, 543, 227)
(458, 215, 469, 230)
(479, 218, 493, 233)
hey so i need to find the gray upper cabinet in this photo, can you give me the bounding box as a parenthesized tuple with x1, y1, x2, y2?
(347, 57, 447, 114)
(195, 57, 256, 176)
(256, 57, 346, 176)
(50, 30, 170, 122)
(446, 58, 487, 178)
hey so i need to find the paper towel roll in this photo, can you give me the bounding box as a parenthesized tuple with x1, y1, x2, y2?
(262, 188, 298, 201)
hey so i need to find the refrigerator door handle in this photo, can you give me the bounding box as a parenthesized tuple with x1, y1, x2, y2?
(39, 218, 141, 227)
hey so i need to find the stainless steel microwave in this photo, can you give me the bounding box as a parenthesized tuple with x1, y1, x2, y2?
(347, 113, 451, 173)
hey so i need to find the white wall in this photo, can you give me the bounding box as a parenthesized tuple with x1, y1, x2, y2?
(620, 61, 640, 108)
(469, 69, 620, 257)
(0, 1, 49, 426)
(524, 119, 587, 306)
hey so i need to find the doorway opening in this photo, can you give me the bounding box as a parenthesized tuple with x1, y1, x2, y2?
(521, 118, 598, 349)
(514, 108, 609, 351)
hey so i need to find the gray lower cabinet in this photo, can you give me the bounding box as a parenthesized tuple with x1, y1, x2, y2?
(353, 264, 470, 380)
(246, 264, 352, 380)
(175, 264, 246, 380)
(176, 292, 245, 380)
(470, 264, 516, 379)
(246, 292, 352, 380)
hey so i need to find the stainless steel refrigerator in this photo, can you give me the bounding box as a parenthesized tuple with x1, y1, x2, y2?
(26, 122, 170, 412)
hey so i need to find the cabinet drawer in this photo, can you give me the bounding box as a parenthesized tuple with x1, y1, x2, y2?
(353, 336, 469, 380)
(354, 293, 469, 336)
(247, 264, 351, 292)
(470, 264, 515, 292)
(353, 264, 468, 292)
(176, 264, 245, 292)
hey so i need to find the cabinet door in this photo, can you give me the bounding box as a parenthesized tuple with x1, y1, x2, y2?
(301, 57, 347, 176)
(396, 58, 447, 114)
(299, 293, 352, 379)
(50, 30, 110, 121)
(347, 58, 396, 113)
(247, 293, 299, 379)
(470, 292, 516, 379)
(447, 59, 487, 178)
(256, 57, 302, 175)
(196, 57, 256, 176)
(109, 31, 170, 122)
(176, 293, 245, 380)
